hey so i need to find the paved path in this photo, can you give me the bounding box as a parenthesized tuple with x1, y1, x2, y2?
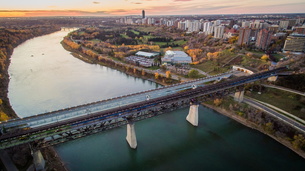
(262, 84, 305, 96)
(243, 97, 305, 133)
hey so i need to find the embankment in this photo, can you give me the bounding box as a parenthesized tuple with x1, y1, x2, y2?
(202, 100, 305, 159)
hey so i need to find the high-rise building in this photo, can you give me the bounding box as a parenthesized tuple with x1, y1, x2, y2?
(203, 22, 212, 33)
(142, 10, 145, 19)
(238, 28, 252, 46)
(283, 34, 305, 52)
(279, 20, 296, 30)
(255, 29, 273, 50)
(242, 21, 251, 28)
(294, 26, 305, 34)
(214, 25, 225, 38)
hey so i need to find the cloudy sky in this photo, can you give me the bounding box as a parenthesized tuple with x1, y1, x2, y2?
(1, 0, 305, 17)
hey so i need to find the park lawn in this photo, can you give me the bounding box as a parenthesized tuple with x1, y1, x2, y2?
(130, 30, 140, 35)
(137, 26, 158, 32)
(153, 40, 187, 46)
(191, 61, 230, 75)
(78, 31, 85, 35)
(246, 88, 305, 120)
(90, 39, 101, 43)
(120, 34, 130, 38)
(241, 55, 266, 69)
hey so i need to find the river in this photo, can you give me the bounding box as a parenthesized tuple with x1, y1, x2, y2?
(8, 30, 305, 170)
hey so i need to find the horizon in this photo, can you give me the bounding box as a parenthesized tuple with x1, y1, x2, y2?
(1, 0, 305, 17)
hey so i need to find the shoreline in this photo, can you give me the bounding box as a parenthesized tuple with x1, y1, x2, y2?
(63, 39, 305, 159)
(202, 103, 305, 159)
(1, 29, 68, 171)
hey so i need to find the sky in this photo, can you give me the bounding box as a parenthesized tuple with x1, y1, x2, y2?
(0, 0, 305, 17)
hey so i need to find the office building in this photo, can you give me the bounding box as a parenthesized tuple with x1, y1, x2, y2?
(142, 10, 145, 19)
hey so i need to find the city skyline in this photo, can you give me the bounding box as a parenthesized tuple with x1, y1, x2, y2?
(1, 0, 305, 17)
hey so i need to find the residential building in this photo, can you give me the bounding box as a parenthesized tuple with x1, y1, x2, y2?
(255, 29, 273, 50)
(294, 26, 305, 34)
(238, 28, 252, 46)
(268, 25, 279, 32)
(214, 25, 225, 38)
(203, 22, 212, 33)
(283, 34, 305, 52)
(242, 21, 251, 28)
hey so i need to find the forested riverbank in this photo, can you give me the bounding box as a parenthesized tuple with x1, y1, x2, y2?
(0, 26, 61, 120)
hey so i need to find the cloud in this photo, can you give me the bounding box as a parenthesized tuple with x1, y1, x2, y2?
(131, 2, 142, 4)
(93, 1, 100, 4)
(174, 0, 192, 1)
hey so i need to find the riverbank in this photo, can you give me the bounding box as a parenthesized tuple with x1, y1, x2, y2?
(0, 29, 69, 171)
(202, 102, 305, 159)
(61, 36, 305, 159)
(61, 41, 180, 86)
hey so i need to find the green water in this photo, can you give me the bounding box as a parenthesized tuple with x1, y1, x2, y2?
(8, 30, 305, 170)
(56, 106, 305, 171)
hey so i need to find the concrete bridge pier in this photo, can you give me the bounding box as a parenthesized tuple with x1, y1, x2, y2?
(126, 121, 137, 149)
(234, 90, 244, 103)
(32, 149, 46, 171)
(186, 101, 199, 126)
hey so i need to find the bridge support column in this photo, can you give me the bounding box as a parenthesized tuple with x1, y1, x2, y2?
(234, 90, 244, 103)
(126, 121, 137, 149)
(32, 150, 45, 171)
(186, 102, 199, 126)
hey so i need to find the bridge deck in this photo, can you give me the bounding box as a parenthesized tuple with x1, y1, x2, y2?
(0, 68, 286, 149)
(0, 72, 232, 130)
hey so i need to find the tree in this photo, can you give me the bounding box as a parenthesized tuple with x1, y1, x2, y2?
(228, 36, 238, 44)
(261, 54, 269, 61)
(141, 69, 146, 76)
(213, 98, 223, 106)
(292, 134, 305, 150)
(188, 69, 200, 78)
(155, 72, 160, 80)
(166, 71, 172, 79)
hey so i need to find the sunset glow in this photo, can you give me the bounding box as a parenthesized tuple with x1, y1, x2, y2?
(1, 0, 305, 17)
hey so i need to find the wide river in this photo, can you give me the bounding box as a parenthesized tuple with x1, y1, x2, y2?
(8, 30, 305, 170)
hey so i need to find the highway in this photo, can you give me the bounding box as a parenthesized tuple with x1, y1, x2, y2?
(0, 72, 233, 130)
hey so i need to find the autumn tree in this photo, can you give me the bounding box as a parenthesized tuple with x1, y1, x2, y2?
(155, 72, 160, 79)
(166, 71, 172, 79)
(228, 36, 238, 44)
(213, 98, 223, 106)
(292, 134, 305, 150)
(261, 54, 269, 61)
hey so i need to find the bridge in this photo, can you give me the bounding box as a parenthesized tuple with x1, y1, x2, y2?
(0, 67, 288, 170)
(0, 67, 286, 151)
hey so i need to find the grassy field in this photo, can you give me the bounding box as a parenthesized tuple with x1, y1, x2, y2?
(120, 34, 130, 38)
(246, 88, 305, 120)
(130, 30, 140, 35)
(137, 26, 158, 32)
(191, 61, 231, 75)
(153, 40, 187, 46)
